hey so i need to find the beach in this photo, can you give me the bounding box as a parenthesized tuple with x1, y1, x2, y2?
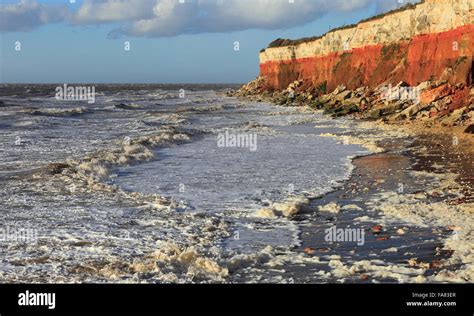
(0, 84, 367, 282)
(228, 122, 473, 283)
(0, 84, 471, 283)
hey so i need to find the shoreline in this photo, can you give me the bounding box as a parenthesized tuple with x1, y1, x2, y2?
(298, 129, 472, 282)
(1, 84, 472, 283)
(225, 87, 473, 283)
(2, 89, 368, 283)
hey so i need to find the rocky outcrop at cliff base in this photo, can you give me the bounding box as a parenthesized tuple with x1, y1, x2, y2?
(230, 77, 473, 132)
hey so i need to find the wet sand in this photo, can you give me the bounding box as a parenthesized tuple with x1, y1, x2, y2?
(228, 122, 473, 283)
(296, 133, 471, 282)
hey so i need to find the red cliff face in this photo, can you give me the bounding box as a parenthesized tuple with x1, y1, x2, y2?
(260, 24, 474, 92)
(238, 1, 474, 130)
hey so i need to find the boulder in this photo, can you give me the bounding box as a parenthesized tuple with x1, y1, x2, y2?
(342, 97, 362, 106)
(416, 80, 432, 91)
(332, 84, 346, 95)
(334, 90, 352, 101)
(429, 108, 439, 118)
(464, 124, 474, 134)
(420, 84, 451, 104)
(359, 98, 369, 111)
(395, 81, 409, 88)
(441, 108, 465, 126)
(323, 102, 339, 114)
(381, 101, 406, 115)
(368, 108, 383, 119)
(398, 102, 431, 119)
(326, 99, 339, 107)
(332, 104, 359, 117)
(355, 87, 368, 96)
(318, 94, 332, 104)
(46, 163, 71, 175)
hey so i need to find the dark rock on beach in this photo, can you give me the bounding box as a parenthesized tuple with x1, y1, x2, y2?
(45, 163, 72, 175)
(465, 124, 474, 134)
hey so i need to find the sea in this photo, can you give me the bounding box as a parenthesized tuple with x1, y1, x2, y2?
(0, 84, 370, 282)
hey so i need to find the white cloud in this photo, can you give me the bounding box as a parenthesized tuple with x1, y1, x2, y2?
(71, 0, 156, 25)
(0, 0, 421, 36)
(0, 0, 67, 32)
(101, 0, 375, 37)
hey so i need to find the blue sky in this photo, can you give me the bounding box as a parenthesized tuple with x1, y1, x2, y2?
(0, 0, 411, 84)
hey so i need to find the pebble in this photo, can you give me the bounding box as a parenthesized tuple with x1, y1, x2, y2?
(371, 225, 383, 234)
(396, 228, 406, 235)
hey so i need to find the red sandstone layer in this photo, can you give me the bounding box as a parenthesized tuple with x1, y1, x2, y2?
(260, 25, 474, 92)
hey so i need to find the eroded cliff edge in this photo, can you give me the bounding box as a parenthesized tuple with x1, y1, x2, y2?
(233, 0, 474, 131)
(259, 0, 473, 91)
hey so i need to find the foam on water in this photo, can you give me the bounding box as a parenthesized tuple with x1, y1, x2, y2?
(0, 85, 370, 282)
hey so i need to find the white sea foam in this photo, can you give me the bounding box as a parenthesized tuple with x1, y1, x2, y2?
(0, 87, 369, 282)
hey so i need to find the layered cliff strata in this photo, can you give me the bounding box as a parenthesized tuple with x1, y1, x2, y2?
(259, 0, 474, 91)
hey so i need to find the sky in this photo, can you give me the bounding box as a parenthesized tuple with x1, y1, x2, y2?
(0, 0, 418, 84)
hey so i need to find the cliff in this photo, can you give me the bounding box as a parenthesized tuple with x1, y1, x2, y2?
(231, 0, 474, 131)
(259, 0, 474, 92)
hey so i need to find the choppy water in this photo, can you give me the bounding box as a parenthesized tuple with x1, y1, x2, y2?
(0, 84, 370, 282)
